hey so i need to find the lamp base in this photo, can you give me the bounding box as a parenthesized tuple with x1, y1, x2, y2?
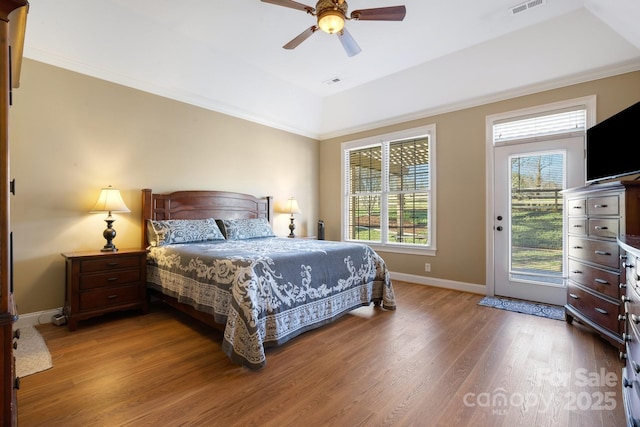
(288, 216, 296, 238)
(101, 217, 119, 252)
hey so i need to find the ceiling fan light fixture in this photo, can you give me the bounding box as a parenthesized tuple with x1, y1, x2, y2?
(317, 10, 344, 34)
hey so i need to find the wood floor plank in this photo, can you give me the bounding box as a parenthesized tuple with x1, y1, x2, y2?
(17, 281, 626, 426)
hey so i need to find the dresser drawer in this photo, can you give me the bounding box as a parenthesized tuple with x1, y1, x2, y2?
(626, 318, 640, 379)
(568, 259, 620, 299)
(568, 218, 587, 236)
(567, 198, 586, 217)
(79, 284, 142, 311)
(588, 218, 619, 239)
(80, 255, 142, 273)
(625, 254, 639, 291)
(622, 366, 640, 427)
(567, 283, 620, 333)
(79, 268, 141, 290)
(587, 195, 619, 216)
(568, 236, 620, 269)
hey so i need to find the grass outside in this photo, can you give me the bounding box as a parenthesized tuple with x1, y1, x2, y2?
(511, 208, 563, 274)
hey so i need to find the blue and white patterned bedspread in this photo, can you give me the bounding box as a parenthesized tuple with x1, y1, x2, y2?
(146, 237, 396, 369)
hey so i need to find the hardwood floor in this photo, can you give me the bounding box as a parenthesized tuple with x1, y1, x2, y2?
(18, 281, 625, 426)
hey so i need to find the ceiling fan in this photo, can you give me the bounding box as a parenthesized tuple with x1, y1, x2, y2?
(261, 0, 407, 57)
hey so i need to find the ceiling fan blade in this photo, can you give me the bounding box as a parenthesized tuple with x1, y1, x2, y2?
(261, 0, 315, 13)
(350, 6, 407, 21)
(337, 28, 362, 57)
(283, 26, 318, 50)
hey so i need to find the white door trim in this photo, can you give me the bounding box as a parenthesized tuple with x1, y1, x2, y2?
(485, 95, 597, 297)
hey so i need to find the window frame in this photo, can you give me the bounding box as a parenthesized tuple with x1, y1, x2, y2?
(341, 124, 437, 256)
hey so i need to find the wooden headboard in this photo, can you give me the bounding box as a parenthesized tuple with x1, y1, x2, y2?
(141, 189, 273, 247)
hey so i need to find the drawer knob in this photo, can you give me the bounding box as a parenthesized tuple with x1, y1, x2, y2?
(594, 226, 609, 230)
(595, 307, 609, 315)
(107, 262, 119, 267)
(620, 283, 627, 289)
(624, 377, 633, 388)
(623, 333, 632, 342)
(623, 261, 634, 269)
(631, 314, 640, 324)
(619, 314, 627, 321)
(107, 294, 119, 299)
(13, 341, 18, 350)
(571, 270, 582, 274)
(13, 329, 20, 340)
(593, 204, 608, 208)
(623, 296, 632, 303)
(594, 278, 609, 285)
(14, 377, 20, 390)
(621, 351, 627, 360)
(569, 293, 579, 300)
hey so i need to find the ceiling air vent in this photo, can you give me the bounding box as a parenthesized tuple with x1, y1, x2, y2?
(324, 77, 342, 86)
(510, 0, 546, 15)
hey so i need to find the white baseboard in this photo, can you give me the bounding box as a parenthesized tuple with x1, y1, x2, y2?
(390, 272, 486, 295)
(15, 308, 64, 328)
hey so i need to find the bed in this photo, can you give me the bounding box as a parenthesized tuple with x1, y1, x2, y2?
(141, 189, 396, 369)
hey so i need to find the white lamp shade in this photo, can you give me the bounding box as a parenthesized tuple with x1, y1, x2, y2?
(285, 198, 301, 215)
(89, 186, 131, 213)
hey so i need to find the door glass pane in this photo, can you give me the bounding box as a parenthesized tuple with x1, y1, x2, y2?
(510, 152, 564, 285)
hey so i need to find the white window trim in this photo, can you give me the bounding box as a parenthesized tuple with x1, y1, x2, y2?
(341, 124, 437, 256)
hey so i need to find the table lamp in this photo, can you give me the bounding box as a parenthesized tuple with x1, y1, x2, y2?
(89, 185, 131, 251)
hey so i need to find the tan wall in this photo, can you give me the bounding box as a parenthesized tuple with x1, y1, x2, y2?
(320, 71, 640, 287)
(10, 59, 320, 313)
(9, 59, 640, 314)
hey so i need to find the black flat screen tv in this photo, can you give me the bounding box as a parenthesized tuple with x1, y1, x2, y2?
(586, 100, 640, 184)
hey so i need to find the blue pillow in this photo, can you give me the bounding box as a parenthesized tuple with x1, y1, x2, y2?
(218, 218, 275, 240)
(147, 218, 225, 246)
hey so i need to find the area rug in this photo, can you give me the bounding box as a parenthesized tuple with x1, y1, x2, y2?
(13, 325, 53, 377)
(478, 296, 565, 321)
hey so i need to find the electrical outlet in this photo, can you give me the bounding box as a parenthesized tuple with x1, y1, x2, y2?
(424, 263, 431, 272)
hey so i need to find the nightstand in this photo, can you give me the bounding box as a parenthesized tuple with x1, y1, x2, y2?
(61, 249, 148, 331)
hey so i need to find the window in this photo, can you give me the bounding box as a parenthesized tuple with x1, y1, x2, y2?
(342, 125, 436, 255)
(493, 106, 587, 144)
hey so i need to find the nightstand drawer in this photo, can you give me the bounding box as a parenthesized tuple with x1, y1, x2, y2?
(80, 255, 142, 273)
(79, 284, 142, 311)
(79, 268, 141, 290)
(567, 283, 620, 333)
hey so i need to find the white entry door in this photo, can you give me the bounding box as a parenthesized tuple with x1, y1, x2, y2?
(493, 136, 584, 305)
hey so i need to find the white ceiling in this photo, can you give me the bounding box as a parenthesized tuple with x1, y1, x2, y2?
(22, 0, 640, 139)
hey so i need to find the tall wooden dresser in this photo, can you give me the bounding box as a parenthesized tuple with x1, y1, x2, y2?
(619, 235, 640, 427)
(563, 181, 640, 349)
(0, 1, 28, 425)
